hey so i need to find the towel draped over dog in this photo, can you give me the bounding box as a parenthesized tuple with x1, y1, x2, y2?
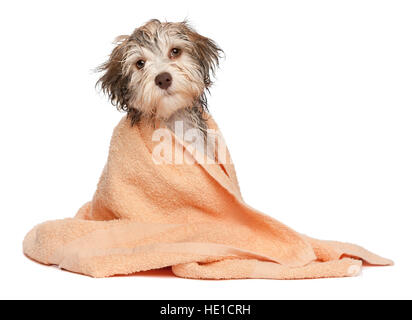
(23, 116, 392, 279)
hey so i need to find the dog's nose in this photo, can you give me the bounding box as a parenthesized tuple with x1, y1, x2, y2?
(155, 72, 172, 90)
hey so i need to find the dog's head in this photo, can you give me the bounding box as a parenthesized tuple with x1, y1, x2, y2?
(97, 19, 222, 122)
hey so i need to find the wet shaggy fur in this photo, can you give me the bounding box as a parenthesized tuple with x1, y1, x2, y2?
(97, 19, 223, 128)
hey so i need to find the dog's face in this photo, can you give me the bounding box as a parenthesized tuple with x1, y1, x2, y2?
(98, 20, 222, 120)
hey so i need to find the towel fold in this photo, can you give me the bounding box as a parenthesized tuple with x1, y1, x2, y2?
(23, 116, 392, 279)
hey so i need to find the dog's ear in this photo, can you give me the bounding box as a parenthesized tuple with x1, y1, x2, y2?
(97, 35, 131, 111)
(185, 25, 223, 87)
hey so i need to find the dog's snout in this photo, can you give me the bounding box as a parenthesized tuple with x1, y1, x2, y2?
(155, 72, 172, 90)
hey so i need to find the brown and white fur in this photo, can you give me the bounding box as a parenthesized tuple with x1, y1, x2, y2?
(97, 19, 222, 149)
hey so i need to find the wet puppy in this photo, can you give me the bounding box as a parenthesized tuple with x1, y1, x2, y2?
(97, 19, 223, 145)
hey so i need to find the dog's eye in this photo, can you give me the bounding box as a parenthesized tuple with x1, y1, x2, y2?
(170, 48, 182, 59)
(136, 60, 145, 69)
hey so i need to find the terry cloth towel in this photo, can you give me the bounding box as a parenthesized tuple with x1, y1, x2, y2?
(23, 116, 393, 279)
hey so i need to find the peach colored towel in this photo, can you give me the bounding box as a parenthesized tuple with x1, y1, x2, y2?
(23, 116, 392, 279)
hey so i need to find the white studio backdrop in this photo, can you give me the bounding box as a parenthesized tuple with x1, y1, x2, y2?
(0, 0, 411, 299)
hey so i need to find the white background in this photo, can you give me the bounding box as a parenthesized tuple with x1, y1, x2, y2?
(0, 0, 411, 300)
